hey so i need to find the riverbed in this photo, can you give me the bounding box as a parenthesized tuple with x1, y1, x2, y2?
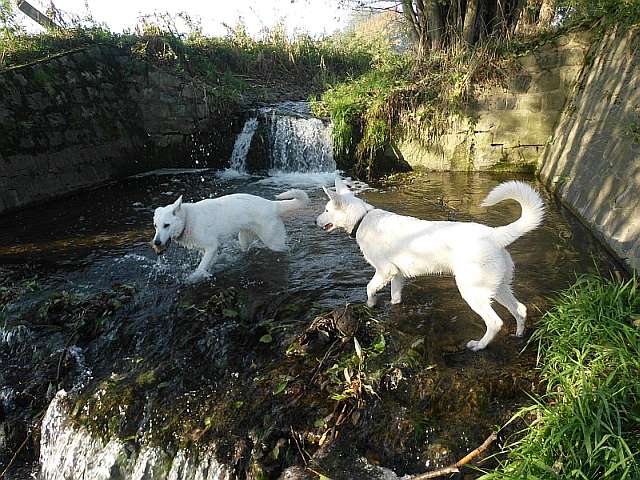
(0, 167, 619, 479)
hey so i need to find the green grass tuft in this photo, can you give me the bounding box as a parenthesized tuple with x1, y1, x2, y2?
(482, 274, 640, 480)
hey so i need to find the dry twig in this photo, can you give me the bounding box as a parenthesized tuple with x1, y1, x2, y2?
(410, 431, 498, 479)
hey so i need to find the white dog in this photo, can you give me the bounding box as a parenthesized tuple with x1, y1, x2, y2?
(152, 189, 309, 282)
(316, 178, 544, 351)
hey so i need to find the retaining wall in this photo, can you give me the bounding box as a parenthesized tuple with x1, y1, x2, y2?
(539, 27, 640, 272)
(398, 31, 593, 171)
(0, 46, 241, 215)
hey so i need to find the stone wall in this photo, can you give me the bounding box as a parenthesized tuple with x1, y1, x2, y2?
(0, 46, 243, 215)
(539, 27, 640, 272)
(398, 31, 593, 171)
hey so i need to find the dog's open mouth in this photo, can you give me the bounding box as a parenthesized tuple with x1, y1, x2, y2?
(322, 223, 334, 231)
(151, 241, 169, 255)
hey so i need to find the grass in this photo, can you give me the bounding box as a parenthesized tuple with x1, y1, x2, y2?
(0, 24, 373, 94)
(482, 274, 640, 479)
(312, 41, 509, 177)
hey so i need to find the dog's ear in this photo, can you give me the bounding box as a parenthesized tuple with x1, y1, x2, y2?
(172, 195, 183, 215)
(322, 186, 343, 208)
(334, 178, 351, 195)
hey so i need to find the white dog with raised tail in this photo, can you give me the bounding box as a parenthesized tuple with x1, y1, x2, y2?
(316, 178, 544, 351)
(152, 189, 309, 282)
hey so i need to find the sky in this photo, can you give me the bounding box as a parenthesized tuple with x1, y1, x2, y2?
(20, 0, 353, 37)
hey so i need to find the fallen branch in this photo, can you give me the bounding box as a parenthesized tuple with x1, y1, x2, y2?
(409, 431, 498, 479)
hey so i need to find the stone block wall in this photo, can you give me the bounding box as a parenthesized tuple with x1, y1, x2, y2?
(398, 31, 593, 171)
(0, 46, 243, 215)
(0, 47, 146, 213)
(539, 27, 640, 272)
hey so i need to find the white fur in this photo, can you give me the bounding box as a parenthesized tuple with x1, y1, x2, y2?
(152, 189, 309, 282)
(316, 178, 544, 351)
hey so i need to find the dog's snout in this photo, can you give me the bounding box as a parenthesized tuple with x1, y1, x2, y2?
(154, 239, 162, 247)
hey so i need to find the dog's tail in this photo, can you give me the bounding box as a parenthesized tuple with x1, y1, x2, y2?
(274, 189, 309, 215)
(482, 181, 544, 247)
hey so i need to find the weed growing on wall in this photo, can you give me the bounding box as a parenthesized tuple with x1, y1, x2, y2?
(312, 40, 508, 177)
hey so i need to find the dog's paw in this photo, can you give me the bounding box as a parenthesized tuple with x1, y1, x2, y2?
(390, 298, 402, 305)
(366, 298, 377, 308)
(186, 272, 209, 284)
(515, 328, 525, 338)
(466, 340, 485, 352)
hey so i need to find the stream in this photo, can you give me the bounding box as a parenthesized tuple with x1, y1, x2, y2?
(0, 103, 621, 479)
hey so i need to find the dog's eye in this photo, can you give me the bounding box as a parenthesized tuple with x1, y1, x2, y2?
(163, 223, 170, 228)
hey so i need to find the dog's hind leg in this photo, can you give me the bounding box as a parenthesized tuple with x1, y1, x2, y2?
(367, 271, 390, 308)
(390, 276, 404, 304)
(494, 285, 527, 337)
(254, 219, 287, 252)
(238, 229, 257, 252)
(458, 286, 504, 351)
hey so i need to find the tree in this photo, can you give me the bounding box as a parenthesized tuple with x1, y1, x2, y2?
(1, 0, 24, 65)
(347, 1, 557, 53)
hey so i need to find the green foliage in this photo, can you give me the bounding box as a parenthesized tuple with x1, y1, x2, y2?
(483, 275, 640, 479)
(313, 43, 504, 177)
(0, 17, 372, 96)
(560, 0, 640, 26)
(0, 0, 23, 63)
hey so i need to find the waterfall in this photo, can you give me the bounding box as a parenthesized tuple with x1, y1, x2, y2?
(228, 116, 258, 173)
(225, 102, 335, 176)
(266, 112, 335, 173)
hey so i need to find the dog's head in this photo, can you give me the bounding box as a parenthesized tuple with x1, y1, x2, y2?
(316, 178, 370, 235)
(151, 196, 186, 254)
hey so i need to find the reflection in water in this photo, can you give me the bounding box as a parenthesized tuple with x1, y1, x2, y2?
(0, 169, 621, 478)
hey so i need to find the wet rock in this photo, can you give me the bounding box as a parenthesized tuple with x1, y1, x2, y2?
(278, 465, 312, 479)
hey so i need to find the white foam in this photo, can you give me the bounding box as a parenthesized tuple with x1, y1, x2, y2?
(256, 170, 339, 187)
(130, 168, 212, 178)
(216, 168, 251, 180)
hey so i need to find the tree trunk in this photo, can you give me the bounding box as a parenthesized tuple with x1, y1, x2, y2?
(495, 0, 507, 34)
(538, 0, 556, 28)
(402, 0, 420, 42)
(509, 0, 527, 34)
(403, 0, 430, 57)
(463, 0, 479, 44)
(426, 0, 444, 50)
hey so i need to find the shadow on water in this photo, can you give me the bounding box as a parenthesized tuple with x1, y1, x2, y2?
(0, 169, 621, 478)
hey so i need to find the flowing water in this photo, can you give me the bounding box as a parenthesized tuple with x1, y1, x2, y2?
(229, 117, 259, 174)
(0, 104, 622, 479)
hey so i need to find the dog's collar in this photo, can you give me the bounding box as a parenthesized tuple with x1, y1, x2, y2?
(349, 212, 369, 239)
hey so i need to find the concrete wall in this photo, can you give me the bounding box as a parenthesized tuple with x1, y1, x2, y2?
(539, 27, 640, 272)
(398, 31, 592, 171)
(0, 46, 242, 215)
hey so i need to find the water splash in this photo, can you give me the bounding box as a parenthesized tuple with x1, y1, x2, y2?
(40, 390, 230, 480)
(228, 116, 258, 173)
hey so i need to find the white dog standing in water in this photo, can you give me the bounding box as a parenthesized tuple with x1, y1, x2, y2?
(152, 189, 309, 282)
(316, 178, 544, 351)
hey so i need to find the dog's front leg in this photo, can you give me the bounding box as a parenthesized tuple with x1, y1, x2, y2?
(391, 276, 404, 304)
(187, 248, 218, 283)
(366, 272, 389, 308)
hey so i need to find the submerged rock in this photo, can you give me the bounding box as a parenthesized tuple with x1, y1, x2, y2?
(40, 390, 230, 480)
